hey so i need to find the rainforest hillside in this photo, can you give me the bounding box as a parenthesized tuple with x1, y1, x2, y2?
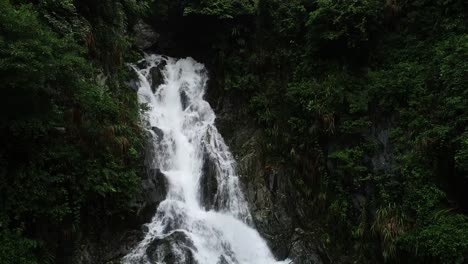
(0, 0, 467, 263)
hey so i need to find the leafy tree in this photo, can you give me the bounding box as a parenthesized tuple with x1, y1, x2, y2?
(0, 0, 145, 262)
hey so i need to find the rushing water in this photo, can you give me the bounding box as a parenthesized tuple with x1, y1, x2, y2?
(123, 54, 288, 264)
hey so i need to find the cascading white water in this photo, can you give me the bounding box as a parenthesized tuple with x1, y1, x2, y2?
(124, 54, 289, 264)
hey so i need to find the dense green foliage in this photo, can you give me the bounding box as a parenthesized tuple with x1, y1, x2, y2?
(184, 0, 256, 18)
(0, 0, 149, 262)
(1, 0, 467, 263)
(177, 0, 468, 262)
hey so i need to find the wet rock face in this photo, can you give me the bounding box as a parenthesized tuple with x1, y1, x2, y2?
(140, 168, 168, 221)
(181, 90, 190, 110)
(138, 127, 170, 222)
(240, 143, 326, 264)
(289, 231, 324, 264)
(213, 95, 325, 264)
(370, 119, 395, 173)
(217, 256, 230, 264)
(149, 60, 167, 93)
(199, 150, 219, 210)
(146, 231, 197, 264)
(235, 133, 297, 260)
(151, 126, 164, 141)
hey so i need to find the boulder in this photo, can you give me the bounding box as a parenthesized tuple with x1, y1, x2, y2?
(181, 90, 190, 110)
(139, 168, 168, 221)
(151, 126, 164, 141)
(288, 229, 324, 264)
(146, 231, 197, 264)
(149, 60, 167, 93)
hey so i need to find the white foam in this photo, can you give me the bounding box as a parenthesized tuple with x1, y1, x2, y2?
(123, 54, 290, 264)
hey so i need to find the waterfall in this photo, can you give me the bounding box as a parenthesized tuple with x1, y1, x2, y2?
(123, 54, 289, 264)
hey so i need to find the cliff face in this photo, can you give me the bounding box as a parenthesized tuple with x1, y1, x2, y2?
(214, 99, 328, 264)
(215, 113, 398, 264)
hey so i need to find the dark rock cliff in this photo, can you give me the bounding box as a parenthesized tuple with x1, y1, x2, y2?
(211, 89, 328, 264)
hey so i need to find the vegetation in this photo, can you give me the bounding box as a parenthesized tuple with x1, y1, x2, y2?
(0, 0, 149, 262)
(176, 0, 468, 262)
(0, 0, 467, 263)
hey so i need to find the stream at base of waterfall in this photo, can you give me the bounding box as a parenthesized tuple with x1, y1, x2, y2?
(123, 54, 290, 264)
